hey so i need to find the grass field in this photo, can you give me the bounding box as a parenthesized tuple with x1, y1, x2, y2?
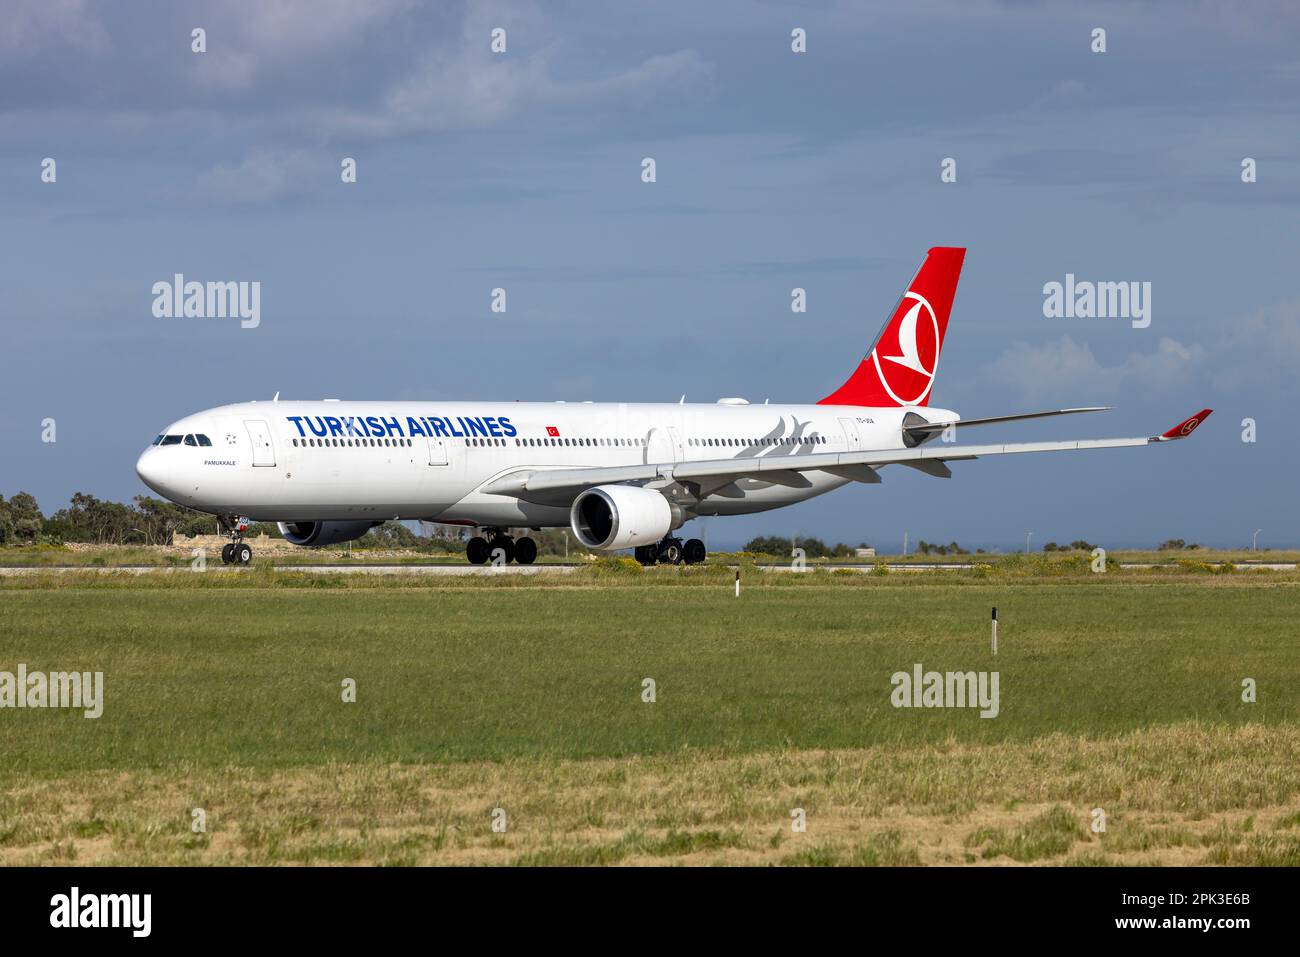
(2, 564, 1298, 865)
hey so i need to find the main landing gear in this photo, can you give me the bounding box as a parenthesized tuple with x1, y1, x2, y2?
(219, 516, 253, 566)
(634, 537, 707, 567)
(466, 529, 537, 566)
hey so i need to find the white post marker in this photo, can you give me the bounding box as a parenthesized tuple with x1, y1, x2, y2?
(735, 569, 740, 598)
(991, 606, 999, 655)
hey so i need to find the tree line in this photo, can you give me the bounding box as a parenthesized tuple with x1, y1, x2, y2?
(743, 536, 872, 558)
(0, 492, 264, 546)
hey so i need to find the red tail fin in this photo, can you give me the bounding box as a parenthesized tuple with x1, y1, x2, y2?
(818, 246, 966, 407)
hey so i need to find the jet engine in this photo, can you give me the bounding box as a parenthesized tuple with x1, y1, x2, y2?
(277, 520, 378, 547)
(570, 485, 676, 551)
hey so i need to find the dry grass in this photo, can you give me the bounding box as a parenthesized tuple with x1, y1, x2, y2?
(4, 723, 1298, 866)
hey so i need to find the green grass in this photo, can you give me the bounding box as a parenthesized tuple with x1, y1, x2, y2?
(2, 572, 1298, 865)
(1, 576, 1296, 772)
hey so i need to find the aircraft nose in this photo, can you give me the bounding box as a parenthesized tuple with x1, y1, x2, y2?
(135, 448, 170, 496)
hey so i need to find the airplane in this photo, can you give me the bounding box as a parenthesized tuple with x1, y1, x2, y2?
(135, 247, 1211, 566)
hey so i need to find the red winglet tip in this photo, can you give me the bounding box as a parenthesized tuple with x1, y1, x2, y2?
(1161, 408, 1212, 439)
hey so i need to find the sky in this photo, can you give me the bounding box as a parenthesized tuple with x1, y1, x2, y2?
(2, 0, 1298, 551)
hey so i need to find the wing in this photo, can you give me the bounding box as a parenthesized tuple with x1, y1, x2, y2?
(480, 409, 1212, 504)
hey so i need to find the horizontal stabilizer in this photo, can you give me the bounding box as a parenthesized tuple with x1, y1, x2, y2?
(904, 407, 1110, 437)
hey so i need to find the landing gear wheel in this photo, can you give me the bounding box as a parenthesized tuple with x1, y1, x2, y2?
(634, 544, 659, 566)
(683, 538, 707, 565)
(489, 536, 516, 564)
(514, 537, 538, 565)
(467, 536, 490, 565)
(658, 538, 684, 565)
(233, 543, 252, 565)
(221, 543, 235, 564)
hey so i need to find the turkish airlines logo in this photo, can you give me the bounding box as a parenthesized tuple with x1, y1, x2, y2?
(871, 291, 940, 405)
(1180, 417, 1200, 436)
(545, 426, 560, 437)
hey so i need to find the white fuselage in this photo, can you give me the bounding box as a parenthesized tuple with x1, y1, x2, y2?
(135, 399, 950, 527)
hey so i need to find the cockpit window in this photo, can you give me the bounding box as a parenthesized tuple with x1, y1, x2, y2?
(159, 435, 182, 446)
(196, 434, 212, 446)
(184, 434, 197, 446)
(152, 434, 164, 446)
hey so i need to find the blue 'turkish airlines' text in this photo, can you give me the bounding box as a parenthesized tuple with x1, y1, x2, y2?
(286, 415, 516, 440)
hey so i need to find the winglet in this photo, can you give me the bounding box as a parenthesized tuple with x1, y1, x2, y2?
(1158, 408, 1212, 440)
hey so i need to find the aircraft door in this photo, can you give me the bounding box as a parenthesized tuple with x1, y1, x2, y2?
(838, 417, 862, 452)
(667, 427, 685, 462)
(646, 428, 676, 464)
(427, 433, 448, 466)
(245, 419, 276, 466)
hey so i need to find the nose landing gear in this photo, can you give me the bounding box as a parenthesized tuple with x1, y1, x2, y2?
(218, 516, 253, 566)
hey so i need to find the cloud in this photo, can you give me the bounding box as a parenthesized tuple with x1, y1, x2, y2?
(323, 44, 713, 138)
(1211, 298, 1300, 391)
(188, 0, 415, 93)
(0, 0, 110, 58)
(197, 148, 318, 204)
(455, 256, 876, 282)
(308, 0, 712, 137)
(1027, 79, 1090, 112)
(984, 298, 1300, 403)
(983, 335, 1205, 403)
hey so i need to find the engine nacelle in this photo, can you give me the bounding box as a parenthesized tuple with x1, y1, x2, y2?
(277, 520, 377, 547)
(570, 485, 674, 551)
